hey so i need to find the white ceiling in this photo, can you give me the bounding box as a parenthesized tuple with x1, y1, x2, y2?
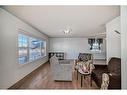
(3, 6, 120, 37)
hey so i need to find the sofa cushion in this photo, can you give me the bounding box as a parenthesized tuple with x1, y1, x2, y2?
(108, 57, 121, 75)
(92, 65, 108, 87)
(92, 57, 121, 89)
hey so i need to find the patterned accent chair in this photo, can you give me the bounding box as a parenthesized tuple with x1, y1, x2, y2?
(75, 53, 93, 66)
(50, 55, 73, 81)
(101, 73, 109, 89)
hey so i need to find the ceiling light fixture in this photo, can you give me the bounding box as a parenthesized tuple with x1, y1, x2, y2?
(63, 29, 71, 34)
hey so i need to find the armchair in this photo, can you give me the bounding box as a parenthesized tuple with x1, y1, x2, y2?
(50, 55, 73, 81)
(75, 53, 93, 66)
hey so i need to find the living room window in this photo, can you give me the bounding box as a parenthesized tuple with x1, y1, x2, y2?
(88, 38, 103, 53)
(18, 33, 46, 64)
(18, 34, 29, 64)
(90, 42, 101, 52)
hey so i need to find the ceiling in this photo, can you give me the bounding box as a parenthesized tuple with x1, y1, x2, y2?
(3, 6, 120, 38)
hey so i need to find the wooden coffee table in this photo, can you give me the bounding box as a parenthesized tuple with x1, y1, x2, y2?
(77, 68, 92, 87)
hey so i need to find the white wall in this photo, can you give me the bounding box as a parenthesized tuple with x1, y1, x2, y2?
(121, 6, 127, 89)
(0, 8, 49, 88)
(50, 38, 106, 59)
(106, 16, 121, 63)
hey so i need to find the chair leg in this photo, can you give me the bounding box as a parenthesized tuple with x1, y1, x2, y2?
(90, 75, 92, 86)
(84, 75, 85, 79)
(77, 70, 78, 80)
(81, 75, 83, 87)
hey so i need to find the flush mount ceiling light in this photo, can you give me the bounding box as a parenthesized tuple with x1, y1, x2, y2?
(63, 29, 72, 34)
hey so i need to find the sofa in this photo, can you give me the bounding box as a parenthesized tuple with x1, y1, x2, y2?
(50, 55, 73, 81)
(92, 57, 121, 89)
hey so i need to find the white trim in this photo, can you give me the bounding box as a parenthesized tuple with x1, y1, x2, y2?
(18, 28, 47, 41)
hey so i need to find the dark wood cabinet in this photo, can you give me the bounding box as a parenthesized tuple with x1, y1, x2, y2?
(49, 52, 64, 60)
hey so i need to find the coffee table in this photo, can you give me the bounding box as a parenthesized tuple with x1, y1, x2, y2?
(77, 68, 92, 87)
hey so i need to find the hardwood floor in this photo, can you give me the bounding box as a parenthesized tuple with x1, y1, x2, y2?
(9, 62, 98, 89)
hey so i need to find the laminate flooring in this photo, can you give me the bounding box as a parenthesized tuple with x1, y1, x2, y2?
(10, 62, 99, 89)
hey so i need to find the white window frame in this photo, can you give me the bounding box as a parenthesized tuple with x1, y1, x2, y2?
(18, 29, 46, 64)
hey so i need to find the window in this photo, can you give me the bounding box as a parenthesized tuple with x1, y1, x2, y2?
(90, 42, 101, 52)
(18, 34, 28, 64)
(88, 38, 103, 53)
(29, 38, 42, 61)
(18, 33, 46, 64)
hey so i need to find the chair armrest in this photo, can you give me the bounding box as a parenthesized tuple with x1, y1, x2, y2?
(74, 59, 81, 66)
(75, 59, 80, 63)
